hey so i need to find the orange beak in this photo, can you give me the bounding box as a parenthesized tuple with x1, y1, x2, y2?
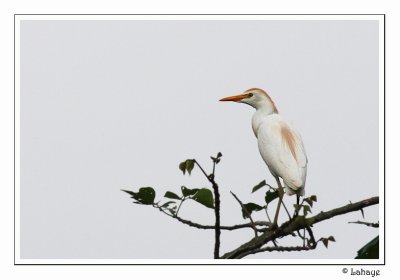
(219, 94, 248, 102)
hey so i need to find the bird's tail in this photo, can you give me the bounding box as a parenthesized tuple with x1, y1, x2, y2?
(284, 181, 305, 196)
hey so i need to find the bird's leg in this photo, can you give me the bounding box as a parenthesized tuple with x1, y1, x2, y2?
(293, 193, 300, 219)
(281, 200, 293, 221)
(272, 177, 284, 227)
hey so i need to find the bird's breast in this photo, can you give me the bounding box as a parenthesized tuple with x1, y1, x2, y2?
(251, 112, 278, 138)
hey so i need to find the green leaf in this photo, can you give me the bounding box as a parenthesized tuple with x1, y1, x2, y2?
(303, 205, 312, 216)
(252, 180, 267, 193)
(304, 195, 317, 207)
(135, 187, 156, 205)
(217, 152, 222, 158)
(322, 238, 329, 248)
(186, 159, 195, 175)
(121, 190, 136, 197)
(192, 188, 214, 209)
(321, 236, 335, 249)
(122, 187, 155, 205)
(293, 203, 302, 212)
(265, 190, 279, 204)
(179, 161, 186, 175)
(355, 236, 379, 259)
(304, 197, 313, 207)
(181, 186, 199, 197)
(241, 202, 263, 219)
(164, 191, 181, 200)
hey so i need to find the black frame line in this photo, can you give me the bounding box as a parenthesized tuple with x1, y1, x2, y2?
(13, 13, 386, 266)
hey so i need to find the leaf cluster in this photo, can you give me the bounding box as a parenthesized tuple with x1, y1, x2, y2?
(179, 159, 195, 175)
(165, 186, 215, 211)
(122, 187, 155, 205)
(319, 236, 336, 248)
(123, 157, 218, 218)
(122, 185, 215, 216)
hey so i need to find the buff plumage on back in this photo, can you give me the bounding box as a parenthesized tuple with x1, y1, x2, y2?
(244, 88, 278, 113)
(280, 123, 298, 162)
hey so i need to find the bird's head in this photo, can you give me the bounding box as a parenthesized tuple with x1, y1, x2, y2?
(219, 88, 278, 113)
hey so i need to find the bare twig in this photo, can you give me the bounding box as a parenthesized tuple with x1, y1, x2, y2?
(193, 160, 209, 179)
(305, 226, 317, 247)
(348, 220, 379, 228)
(212, 158, 216, 176)
(265, 207, 272, 224)
(175, 198, 186, 217)
(230, 191, 258, 237)
(154, 203, 271, 231)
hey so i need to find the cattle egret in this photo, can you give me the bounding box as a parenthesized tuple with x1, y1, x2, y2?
(220, 88, 307, 225)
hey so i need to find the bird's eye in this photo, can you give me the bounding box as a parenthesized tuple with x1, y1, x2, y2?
(247, 93, 253, 98)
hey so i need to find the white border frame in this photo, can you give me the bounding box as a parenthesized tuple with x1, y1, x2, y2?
(14, 14, 385, 265)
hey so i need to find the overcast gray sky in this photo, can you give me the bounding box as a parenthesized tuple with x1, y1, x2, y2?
(20, 19, 379, 260)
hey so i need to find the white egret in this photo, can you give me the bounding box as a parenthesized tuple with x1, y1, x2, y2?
(220, 88, 307, 225)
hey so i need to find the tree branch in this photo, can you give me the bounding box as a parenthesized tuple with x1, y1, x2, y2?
(194, 159, 221, 259)
(240, 245, 315, 255)
(212, 182, 221, 258)
(221, 196, 379, 259)
(174, 215, 270, 231)
(237, 225, 317, 258)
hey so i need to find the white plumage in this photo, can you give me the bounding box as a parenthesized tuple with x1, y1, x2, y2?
(220, 88, 308, 224)
(254, 113, 307, 195)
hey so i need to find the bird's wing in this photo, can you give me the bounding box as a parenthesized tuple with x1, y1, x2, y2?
(257, 118, 307, 190)
(285, 122, 308, 168)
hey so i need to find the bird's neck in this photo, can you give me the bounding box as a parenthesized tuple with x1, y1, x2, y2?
(251, 106, 278, 137)
(254, 101, 278, 115)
